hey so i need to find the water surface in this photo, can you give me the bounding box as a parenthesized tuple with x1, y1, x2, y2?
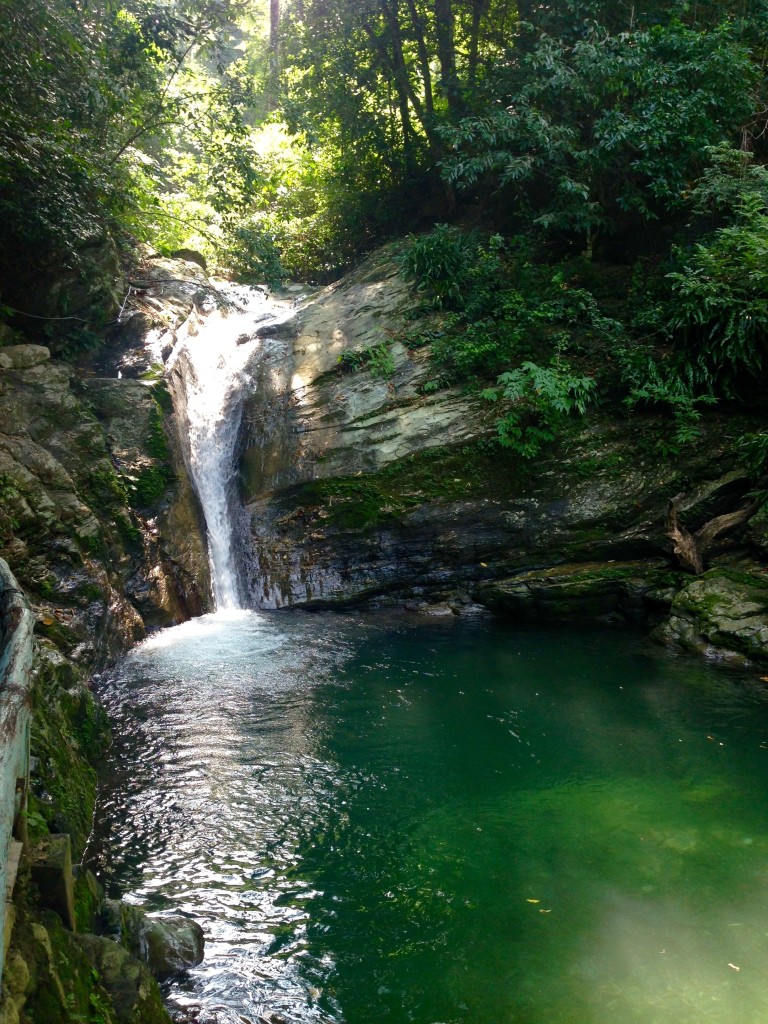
(89, 612, 768, 1024)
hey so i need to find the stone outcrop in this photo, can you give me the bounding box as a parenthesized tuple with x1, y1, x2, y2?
(0, 256, 213, 1024)
(658, 568, 768, 665)
(102, 900, 205, 980)
(232, 248, 768, 665)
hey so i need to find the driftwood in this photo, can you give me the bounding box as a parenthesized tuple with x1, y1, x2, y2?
(666, 492, 757, 575)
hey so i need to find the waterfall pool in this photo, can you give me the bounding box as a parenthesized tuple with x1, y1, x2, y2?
(88, 611, 768, 1024)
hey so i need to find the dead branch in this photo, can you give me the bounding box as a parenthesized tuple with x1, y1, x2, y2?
(666, 492, 757, 575)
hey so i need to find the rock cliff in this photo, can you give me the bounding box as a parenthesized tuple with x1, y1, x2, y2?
(233, 247, 768, 667)
(0, 252, 214, 1024)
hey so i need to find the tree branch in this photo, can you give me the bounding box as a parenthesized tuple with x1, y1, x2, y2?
(666, 492, 757, 575)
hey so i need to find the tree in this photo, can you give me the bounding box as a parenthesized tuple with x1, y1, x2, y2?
(439, 14, 761, 253)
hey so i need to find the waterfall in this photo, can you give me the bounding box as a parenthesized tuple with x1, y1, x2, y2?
(169, 285, 299, 611)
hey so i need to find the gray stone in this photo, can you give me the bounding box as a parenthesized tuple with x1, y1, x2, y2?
(75, 933, 171, 1024)
(30, 835, 75, 930)
(0, 346, 50, 372)
(658, 568, 768, 666)
(103, 899, 204, 980)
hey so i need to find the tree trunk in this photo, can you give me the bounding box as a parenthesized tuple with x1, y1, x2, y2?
(403, 0, 435, 119)
(266, 0, 281, 110)
(433, 0, 461, 114)
(467, 0, 487, 93)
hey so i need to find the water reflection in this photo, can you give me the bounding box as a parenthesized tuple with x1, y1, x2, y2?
(89, 613, 768, 1024)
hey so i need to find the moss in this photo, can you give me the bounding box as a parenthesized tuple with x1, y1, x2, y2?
(81, 463, 128, 510)
(291, 441, 528, 531)
(30, 645, 111, 859)
(14, 912, 119, 1024)
(130, 464, 174, 509)
(34, 616, 82, 652)
(145, 399, 172, 459)
(73, 868, 103, 934)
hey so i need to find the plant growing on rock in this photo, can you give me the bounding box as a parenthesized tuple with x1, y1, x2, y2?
(482, 360, 595, 458)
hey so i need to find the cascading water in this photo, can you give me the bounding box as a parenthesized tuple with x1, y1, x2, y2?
(169, 285, 299, 610)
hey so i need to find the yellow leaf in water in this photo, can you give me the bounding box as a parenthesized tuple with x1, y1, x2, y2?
(539, 909, 552, 914)
(728, 963, 740, 971)
(480, 562, 488, 567)
(526, 899, 540, 904)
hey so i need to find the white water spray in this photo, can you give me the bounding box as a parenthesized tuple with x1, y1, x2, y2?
(170, 285, 299, 611)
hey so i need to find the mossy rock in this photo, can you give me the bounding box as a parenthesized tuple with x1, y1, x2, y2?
(476, 561, 680, 624)
(659, 568, 768, 666)
(74, 934, 172, 1024)
(11, 911, 121, 1024)
(30, 642, 110, 858)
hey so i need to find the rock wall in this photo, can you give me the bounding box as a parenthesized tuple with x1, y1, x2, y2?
(236, 248, 768, 667)
(0, 252, 214, 1024)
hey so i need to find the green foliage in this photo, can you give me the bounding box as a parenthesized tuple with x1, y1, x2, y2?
(399, 228, 625, 385)
(663, 220, 768, 382)
(483, 361, 596, 457)
(339, 341, 395, 379)
(737, 431, 768, 478)
(627, 150, 768, 389)
(440, 16, 760, 248)
(397, 226, 483, 309)
(686, 144, 768, 221)
(618, 350, 717, 454)
(219, 218, 284, 287)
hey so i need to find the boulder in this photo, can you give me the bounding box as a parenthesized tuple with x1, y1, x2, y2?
(658, 568, 768, 666)
(103, 900, 204, 980)
(74, 934, 171, 1024)
(0, 346, 50, 371)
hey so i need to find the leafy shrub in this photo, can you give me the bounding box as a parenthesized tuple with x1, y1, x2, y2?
(396, 226, 481, 309)
(339, 341, 395, 379)
(483, 361, 595, 458)
(663, 218, 768, 383)
(220, 218, 284, 288)
(738, 431, 768, 477)
(618, 348, 716, 453)
(439, 19, 759, 250)
(401, 230, 625, 384)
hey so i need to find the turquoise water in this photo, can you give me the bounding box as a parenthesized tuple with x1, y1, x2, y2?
(89, 611, 768, 1024)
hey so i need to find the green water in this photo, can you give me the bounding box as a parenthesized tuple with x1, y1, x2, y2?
(89, 611, 768, 1024)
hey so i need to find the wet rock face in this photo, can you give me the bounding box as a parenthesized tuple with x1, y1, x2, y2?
(0, 347, 146, 662)
(96, 252, 211, 380)
(234, 247, 768, 666)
